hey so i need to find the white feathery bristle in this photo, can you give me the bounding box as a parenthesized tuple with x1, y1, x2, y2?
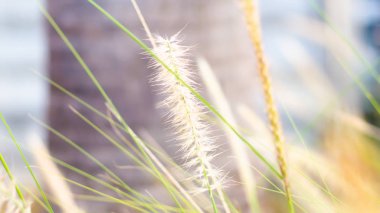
(150, 34, 224, 192)
(0, 177, 31, 213)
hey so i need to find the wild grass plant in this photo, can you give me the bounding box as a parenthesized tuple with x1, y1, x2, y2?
(1, 0, 380, 212)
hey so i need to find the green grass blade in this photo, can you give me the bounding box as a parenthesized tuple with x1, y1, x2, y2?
(36, 73, 181, 170)
(29, 116, 153, 203)
(0, 113, 54, 213)
(300, 55, 380, 143)
(20, 183, 51, 212)
(38, 7, 189, 211)
(307, 0, 380, 85)
(52, 158, 172, 213)
(68, 107, 188, 211)
(333, 54, 380, 114)
(38, 0, 153, 166)
(63, 177, 150, 213)
(36, 72, 192, 180)
(0, 153, 26, 207)
(33, 73, 201, 212)
(281, 105, 343, 205)
(68, 106, 150, 172)
(75, 194, 182, 213)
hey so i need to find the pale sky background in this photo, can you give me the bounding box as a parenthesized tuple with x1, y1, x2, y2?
(0, 0, 47, 180)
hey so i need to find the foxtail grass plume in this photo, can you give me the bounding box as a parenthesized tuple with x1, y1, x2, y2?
(149, 34, 224, 194)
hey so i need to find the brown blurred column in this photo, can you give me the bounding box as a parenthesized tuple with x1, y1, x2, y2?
(48, 0, 255, 211)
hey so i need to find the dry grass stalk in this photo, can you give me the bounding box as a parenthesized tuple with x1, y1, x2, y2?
(29, 134, 83, 213)
(240, 0, 293, 210)
(130, 0, 156, 49)
(198, 58, 260, 211)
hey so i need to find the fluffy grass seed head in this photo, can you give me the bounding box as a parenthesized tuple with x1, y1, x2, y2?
(149, 34, 224, 193)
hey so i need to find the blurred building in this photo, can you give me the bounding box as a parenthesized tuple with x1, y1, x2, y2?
(0, 0, 47, 179)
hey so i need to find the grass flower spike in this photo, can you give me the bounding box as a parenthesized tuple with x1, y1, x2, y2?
(241, 0, 294, 211)
(150, 34, 226, 210)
